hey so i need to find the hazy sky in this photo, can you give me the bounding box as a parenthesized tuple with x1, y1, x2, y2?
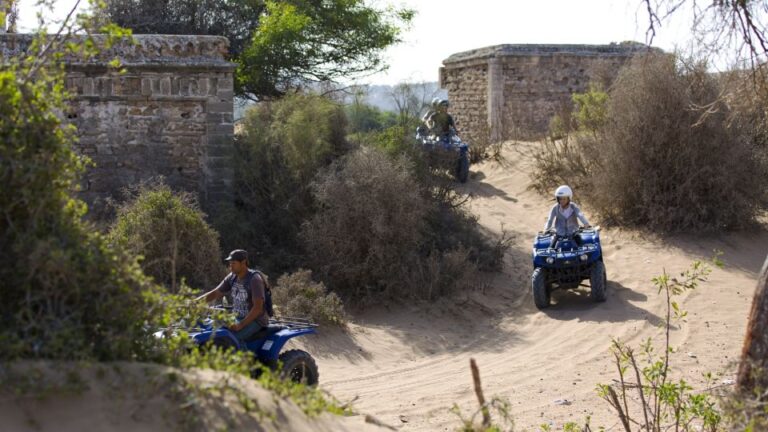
(17, 0, 697, 85)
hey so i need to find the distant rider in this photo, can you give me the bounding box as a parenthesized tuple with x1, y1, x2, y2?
(543, 185, 591, 249)
(427, 99, 457, 140)
(196, 249, 269, 342)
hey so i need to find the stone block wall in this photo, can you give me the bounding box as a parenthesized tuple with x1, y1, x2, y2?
(440, 44, 649, 142)
(0, 34, 236, 214)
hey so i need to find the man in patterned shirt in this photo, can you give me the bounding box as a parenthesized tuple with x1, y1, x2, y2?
(197, 249, 269, 342)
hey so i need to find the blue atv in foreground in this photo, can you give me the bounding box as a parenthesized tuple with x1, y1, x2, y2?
(415, 125, 470, 183)
(531, 226, 607, 309)
(158, 311, 320, 385)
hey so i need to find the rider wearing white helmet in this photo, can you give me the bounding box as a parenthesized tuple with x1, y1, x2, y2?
(544, 185, 591, 247)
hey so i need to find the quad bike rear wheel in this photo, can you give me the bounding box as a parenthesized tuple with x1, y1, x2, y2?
(279, 349, 319, 386)
(532, 267, 550, 309)
(590, 261, 607, 302)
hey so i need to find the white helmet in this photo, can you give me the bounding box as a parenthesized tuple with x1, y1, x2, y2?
(555, 185, 573, 199)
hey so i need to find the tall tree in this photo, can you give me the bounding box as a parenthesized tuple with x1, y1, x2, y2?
(102, 0, 413, 100)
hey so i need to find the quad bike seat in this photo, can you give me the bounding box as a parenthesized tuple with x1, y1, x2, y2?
(244, 324, 285, 342)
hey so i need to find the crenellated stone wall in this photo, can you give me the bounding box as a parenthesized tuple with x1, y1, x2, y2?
(0, 34, 236, 214)
(440, 43, 651, 143)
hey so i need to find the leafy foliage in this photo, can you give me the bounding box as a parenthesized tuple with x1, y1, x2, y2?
(103, 0, 413, 100)
(109, 182, 224, 292)
(0, 24, 162, 361)
(218, 93, 348, 273)
(99, 0, 264, 56)
(571, 83, 608, 134)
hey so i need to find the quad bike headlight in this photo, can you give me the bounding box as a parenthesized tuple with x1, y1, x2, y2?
(580, 254, 589, 262)
(546, 257, 555, 264)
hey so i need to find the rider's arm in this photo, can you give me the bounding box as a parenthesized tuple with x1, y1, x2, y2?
(575, 204, 591, 226)
(449, 115, 457, 134)
(544, 205, 556, 231)
(195, 276, 228, 303)
(232, 274, 265, 330)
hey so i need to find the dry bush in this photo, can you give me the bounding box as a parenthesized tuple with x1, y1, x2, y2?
(271, 269, 346, 326)
(405, 247, 480, 301)
(590, 53, 765, 231)
(528, 134, 598, 197)
(532, 52, 768, 231)
(301, 148, 427, 302)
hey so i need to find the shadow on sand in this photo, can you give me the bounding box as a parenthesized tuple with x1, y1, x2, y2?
(464, 171, 518, 202)
(542, 280, 664, 326)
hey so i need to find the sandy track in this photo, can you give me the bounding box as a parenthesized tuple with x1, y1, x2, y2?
(300, 142, 766, 430)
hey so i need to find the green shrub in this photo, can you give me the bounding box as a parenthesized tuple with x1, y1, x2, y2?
(345, 101, 397, 133)
(270, 93, 349, 182)
(108, 182, 224, 292)
(218, 93, 349, 274)
(571, 83, 608, 134)
(0, 64, 160, 362)
(272, 269, 346, 325)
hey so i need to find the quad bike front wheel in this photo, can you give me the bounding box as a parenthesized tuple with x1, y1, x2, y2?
(590, 261, 607, 302)
(456, 153, 469, 183)
(532, 267, 550, 309)
(279, 349, 319, 386)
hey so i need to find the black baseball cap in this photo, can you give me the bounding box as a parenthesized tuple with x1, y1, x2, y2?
(224, 249, 248, 262)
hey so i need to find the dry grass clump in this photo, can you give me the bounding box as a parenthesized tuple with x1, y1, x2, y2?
(272, 269, 346, 326)
(532, 52, 768, 232)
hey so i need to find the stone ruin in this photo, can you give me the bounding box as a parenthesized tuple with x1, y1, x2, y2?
(0, 34, 235, 215)
(439, 43, 650, 143)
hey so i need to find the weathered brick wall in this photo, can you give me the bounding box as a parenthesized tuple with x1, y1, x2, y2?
(439, 61, 488, 149)
(0, 34, 235, 214)
(440, 44, 647, 142)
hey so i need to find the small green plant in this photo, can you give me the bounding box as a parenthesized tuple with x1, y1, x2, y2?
(597, 256, 724, 432)
(571, 84, 608, 134)
(451, 359, 515, 432)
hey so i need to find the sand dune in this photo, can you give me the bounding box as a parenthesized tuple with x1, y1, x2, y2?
(306, 142, 767, 430)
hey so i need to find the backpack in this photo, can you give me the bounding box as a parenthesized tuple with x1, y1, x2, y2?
(228, 269, 274, 317)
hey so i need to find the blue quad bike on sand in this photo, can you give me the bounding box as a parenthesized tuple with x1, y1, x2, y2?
(531, 226, 607, 309)
(415, 125, 470, 183)
(156, 310, 320, 385)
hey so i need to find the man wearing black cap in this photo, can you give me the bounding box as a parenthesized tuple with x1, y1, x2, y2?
(196, 249, 269, 341)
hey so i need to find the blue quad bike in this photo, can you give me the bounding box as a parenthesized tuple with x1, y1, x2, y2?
(157, 312, 320, 385)
(415, 125, 470, 183)
(531, 226, 607, 309)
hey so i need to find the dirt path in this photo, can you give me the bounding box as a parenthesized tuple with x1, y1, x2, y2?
(299, 142, 767, 430)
